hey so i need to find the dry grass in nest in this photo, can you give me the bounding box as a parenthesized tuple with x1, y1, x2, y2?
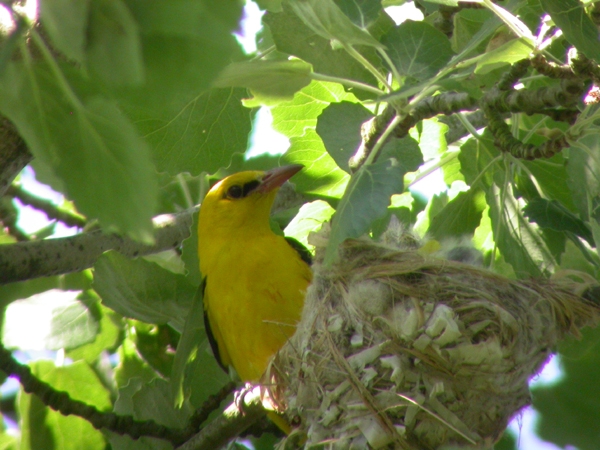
(267, 227, 600, 449)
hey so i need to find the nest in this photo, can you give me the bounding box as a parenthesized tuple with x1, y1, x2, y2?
(267, 226, 600, 449)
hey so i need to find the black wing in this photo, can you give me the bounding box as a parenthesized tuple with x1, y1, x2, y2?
(201, 277, 227, 372)
(284, 236, 313, 266)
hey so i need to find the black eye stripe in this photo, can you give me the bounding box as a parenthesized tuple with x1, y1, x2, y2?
(225, 180, 261, 199)
(242, 180, 260, 196)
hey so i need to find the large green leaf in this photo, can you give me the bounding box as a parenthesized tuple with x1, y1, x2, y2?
(428, 189, 486, 240)
(286, 0, 383, 48)
(541, 0, 600, 64)
(316, 101, 373, 172)
(0, 61, 158, 242)
(170, 287, 229, 409)
(523, 198, 594, 245)
(93, 252, 197, 332)
(325, 159, 406, 264)
(19, 361, 111, 450)
(282, 129, 350, 198)
(522, 153, 575, 212)
(381, 20, 454, 81)
(533, 327, 600, 450)
(337, 0, 382, 28)
(487, 182, 556, 278)
(474, 38, 533, 74)
(3, 290, 99, 351)
(213, 60, 312, 105)
(39, 0, 91, 63)
(109, 378, 180, 450)
(271, 81, 360, 138)
(272, 81, 356, 197)
(263, 7, 379, 90)
(567, 133, 600, 223)
(121, 0, 243, 107)
(86, 0, 144, 86)
(130, 88, 252, 176)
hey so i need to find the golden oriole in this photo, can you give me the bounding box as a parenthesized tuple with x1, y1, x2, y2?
(198, 165, 312, 400)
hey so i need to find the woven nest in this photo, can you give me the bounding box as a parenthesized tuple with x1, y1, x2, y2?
(267, 226, 600, 449)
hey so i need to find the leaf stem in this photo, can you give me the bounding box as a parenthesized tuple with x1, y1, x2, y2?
(377, 47, 402, 88)
(342, 43, 391, 91)
(310, 72, 385, 96)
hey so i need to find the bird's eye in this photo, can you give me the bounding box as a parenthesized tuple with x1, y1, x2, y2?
(227, 185, 243, 199)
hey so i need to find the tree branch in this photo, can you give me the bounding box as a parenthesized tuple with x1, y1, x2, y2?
(0, 208, 197, 284)
(176, 389, 268, 450)
(0, 116, 33, 198)
(5, 184, 87, 228)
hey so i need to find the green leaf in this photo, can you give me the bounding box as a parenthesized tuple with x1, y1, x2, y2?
(170, 287, 229, 408)
(316, 101, 373, 172)
(86, 0, 144, 86)
(412, 118, 448, 160)
(474, 37, 533, 74)
(533, 327, 600, 449)
(282, 129, 350, 198)
(39, 0, 91, 63)
(337, 0, 382, 28)
(3, 290, 99, 351)
(541, 0, 600, 64)
(325, 159, 406, 264)
(0, 62, 158, 242)
(381, 20, 454, 81)
(271, 80, 360, 138)
(487, 182, 555, 278)
(93, 252, 197, 332)
(380, 135, 423, 173)
(428, 189, 486, 240)
(67, 305, 123, 363)
(130, 88, 252, 176)
(286, 0, 383, 48)
(284, 200, 335, 250)
(263, 8, 379, 90)
(523, 198, 594, 245)
(567, 132, 600, 223)
(19, 361, 110, 450)
(451, 9, 493, 54)
(522, 153, 575, 212)
(213, 60, 312, 105)
(112, 0, 243, 112)
(110, 378, 181, 450)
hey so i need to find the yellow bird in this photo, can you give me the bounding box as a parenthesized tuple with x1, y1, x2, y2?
(198, 165, 312, 396)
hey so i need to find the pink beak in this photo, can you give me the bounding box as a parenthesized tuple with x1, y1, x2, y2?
(258, 164, 303, 193)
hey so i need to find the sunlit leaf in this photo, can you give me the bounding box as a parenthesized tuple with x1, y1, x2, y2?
(19, 361, 110, 450)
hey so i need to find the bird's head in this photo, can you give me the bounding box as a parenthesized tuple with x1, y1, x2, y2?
(198, 165, 303, 237)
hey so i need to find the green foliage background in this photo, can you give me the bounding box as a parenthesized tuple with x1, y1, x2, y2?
(0, 0, 600, 449)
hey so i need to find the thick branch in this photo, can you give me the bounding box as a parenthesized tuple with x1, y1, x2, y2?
(176, 391, 268, 450)
(0, 116, 33, 197)
(0, 208, 197, 284)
